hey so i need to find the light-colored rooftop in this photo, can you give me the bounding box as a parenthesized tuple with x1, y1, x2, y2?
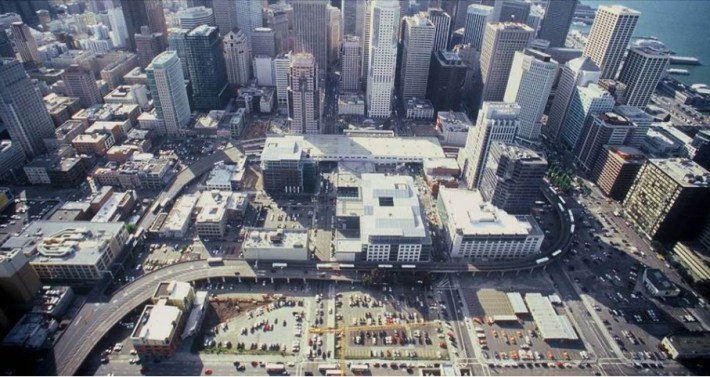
(162, 194, 198, 233)
(650, 158, 710, 187)
(599, 4, 641, 16)
(360, 174, 426, 240)
(525, 293, 578, 340)
(153, 281, 192, 302)
(437, 111, 473, 132)
(243, 229, 308, 250)
(439, 188, 538, 236)
(131, 304, 181, 342)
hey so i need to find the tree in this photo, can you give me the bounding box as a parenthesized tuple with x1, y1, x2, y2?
(125, 223, 137, 233)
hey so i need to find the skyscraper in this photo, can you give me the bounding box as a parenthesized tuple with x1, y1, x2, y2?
(289, 53, 321, 134)
(480, 141, 548, 214)
(265, 7, 290, 55)
(146, 51, 191, 136)
(178, 6, 214, 29)
(617, 46, 669, 108)
(574, 111, 636, 172)
(222, 28, 252, 87)
(328, 5, 342, 64)
(426, 8, 451, 52)
(135, 25, 166, 68)
(496, 0, 531, 23)
(538, 0, 577, 48)
(583, 5, 640, 79)
(366, 0, 399, 118)
(62, 65, 103, 108)
(0, 59, 55, 158)
(462, 4, 493, 51)
(503, 49, 558, 142)
(119, 0, 168, 51)
(398, 13, 435, 103)
(546, 56, 601, 140)
(252, 27, 277, 58)
(107, 6, 129, 48)
(185, 25, 229, 110)
(0, 0, 52, 29)
(427, 50, 466, 111)
(560, 83, 615, 150)
(235, 0, 263, 38)
(273, 52, 291, 113)
(342, 0, 366, 38)
(361, 0, 372, 87)
(458, 102, 520, 189)
(0, 30, 13, 58)
(10, 22, 40, 64)
(293, 0, 329, 73)
(475, 22, 534, 108)
(341, 35, 362, 92)
(167, 28, 190, 81)
(212, 0, 237, 34)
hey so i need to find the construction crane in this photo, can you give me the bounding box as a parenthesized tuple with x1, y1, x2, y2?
(309, 320, 445, 375)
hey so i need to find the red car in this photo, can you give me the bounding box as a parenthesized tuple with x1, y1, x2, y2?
(204, 369, 213, 375)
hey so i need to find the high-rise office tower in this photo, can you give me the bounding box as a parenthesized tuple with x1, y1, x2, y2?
(546, 56, 600, 140)
(617, 46, 669, 108)
(289, 53, 321, 134)
(503, 49, 558, 142)
(462, 4, 493, 51)
(560, 83, 615, 150)
(591, 145, 645, 201)
(10, 22, 40, 64)
(186, 25, 229, 110)
(107, 6, 129, 48)
(293, 0, 329, 74)
(0, 0, 52, 29)
(427, 50, 466, 111)
(0, 59, 55, 158)
(447, 0, 477, 31)
(425, 8, 451, 52)
(583, 5, 640, 79)
(212, 0, 237, 34)
(624, 158, 710, 241)
(252, 27, 277, 58)
(187, 0, 213, 8)
(538, 0, 577, 48)
(574, 111, 637, 172)
(366, 1, 399, 118)
(614, 104, 652, 148)
(273, 52, 291, 113)
(167, 28, 190, 81)
(475, 22, 534, 108)
(119, 0, 168, 51)
(341, 35, 362, 92)
(237, 0, 263, 37)
(135, 26, 166, 68)
(265, 7, 290, 55)
(361, 0, 372, 87)
(62, 64, 103, 108)
(342, 0, 366, 38)
(398, 13, 435, 104)
(525, 5, 543, 33)
(496, 0, 531, 23)
(480, 141, 548, 214)
(146, 51, 191, 136)
(328, 5, 342, 64)
(0, 30, 13, 58)
(222, 28, 252, 87)
(458, 102, 520, 189)
(179, 6, 214, 29)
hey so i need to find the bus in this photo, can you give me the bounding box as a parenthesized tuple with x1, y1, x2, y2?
(265, 363, 285, 375)
(318, 364, 339, 373)
(325, 370, 343, 376)
(207, 257, 224, 266)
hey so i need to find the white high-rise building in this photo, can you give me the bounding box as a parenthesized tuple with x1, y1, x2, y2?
(583, 5, 640, 79)
(328, 5, 342, 64)
(361, 0, 372, 89)
(458, 102, 520, 189)
(107, 7, 129, 48)
(179, 6, 214, 29)
(426, 8, 451, 52)
(146, 51, 191, 136)
(399, 13, 435, 102)
(462, 4, 493, 51)
(293, 0, 329, 73)
(235, 0, 263, 38)
(617, 46, 669, 108)
(476, 22, 534, 107)
(273, 53, 291, 114)
(290, 53, 321, 134)
(366, 1, 399, 118)
(223, 28, 252, 86)
(253, 55, 274, 86)
(546, 56, 601, 140)
(341, 35, 361, 92)
(504, 49, 558, 142)
(559, 83, 615, 149)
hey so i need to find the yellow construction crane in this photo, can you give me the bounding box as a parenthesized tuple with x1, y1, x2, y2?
(309, 320, 444, 375)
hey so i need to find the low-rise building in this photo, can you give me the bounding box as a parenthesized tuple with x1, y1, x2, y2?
(194, 191, 248, 239)
(230, 109, 246, 138)
(1, 313, 57, 350)
(31, 285, 75, 317)
(23, 154, 87, 187)
(437, 188, 544, 262)
(161, 194, 198, 238)
(103, 84, 150, 110)
(45, 120, 87, 151)
(660, 332, 710, 360)
(43, 93, 82, 127)
(130, 304, 183, 358)
(404, 97, 435, 120)
(642, 268, 680, 297)
(338, 94, 366, 116)
(671, 242, 710, 288)
(71, 103, 141, 128)
(242, 228, 309, 261)
(72, 133, 115, 156)
(235, 87, 275, 114)
(436, 111, 473, 147)
(200, 161, 246, 191)
(91, 191, 137, 223)
(1, 221, 128, 282)
(93, 157, 177, 190)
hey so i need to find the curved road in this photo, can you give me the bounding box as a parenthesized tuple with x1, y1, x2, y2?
(50, 147, 574, 376)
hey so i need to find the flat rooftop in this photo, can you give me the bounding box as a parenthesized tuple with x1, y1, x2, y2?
(162, 194, 198, 232)
(262, 135, 446, 163)
(650, 158, 710, 187)
(525, 293, 578, 340)
(131, 304, 181, 342)
(360, 174, 426, 239)
(243, 229, 308, 250)
(437, 111, 473, 132)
